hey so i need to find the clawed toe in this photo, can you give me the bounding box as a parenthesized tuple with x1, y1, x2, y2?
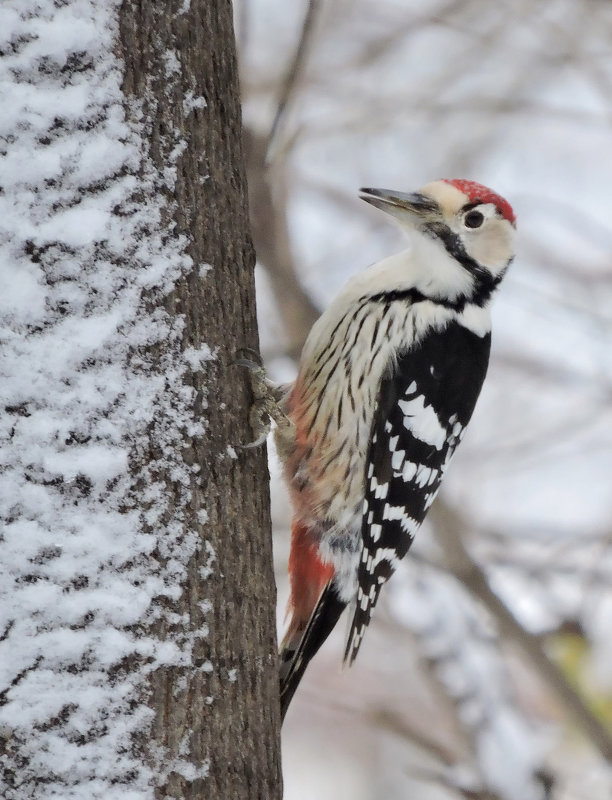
(234, 351, 289, 447)
(233, 347, 263, 367)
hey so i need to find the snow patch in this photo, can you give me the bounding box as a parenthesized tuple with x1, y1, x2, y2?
(183, 91, 207, 115)
(199, 541, 216, 580)
(0, 1, 213, 796)
(184, 343, 216, 370)
(163, 49, 181, 77)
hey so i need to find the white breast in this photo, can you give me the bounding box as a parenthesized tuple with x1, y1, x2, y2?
(283, 293, 466, 527)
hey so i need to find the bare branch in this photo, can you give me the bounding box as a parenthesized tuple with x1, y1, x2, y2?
(265, 0, 322, 163)
(430, 500, 612, 765)
(245, 128, 320, 359)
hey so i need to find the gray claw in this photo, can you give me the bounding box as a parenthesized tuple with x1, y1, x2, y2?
(233, 347, 263, 367)
(235, 355, 290, 447)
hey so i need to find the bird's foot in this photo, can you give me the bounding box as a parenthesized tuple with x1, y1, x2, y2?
(235, 350, 289, 448)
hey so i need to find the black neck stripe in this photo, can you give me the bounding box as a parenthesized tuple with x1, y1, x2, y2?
(364, 288, 466, 312)
(362, 224, 512, 311)
(425, 222, 501, 307)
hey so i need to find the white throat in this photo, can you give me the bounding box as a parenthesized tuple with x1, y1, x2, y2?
(408, 229, 475, 303)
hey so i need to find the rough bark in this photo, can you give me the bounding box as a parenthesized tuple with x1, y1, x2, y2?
(120, 1, 282, 798)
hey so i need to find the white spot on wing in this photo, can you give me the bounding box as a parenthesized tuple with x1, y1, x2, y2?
(391, 448, 405, 471)
(370, 473, 389, 499)
(424, 492, 437, 510)
(382, 504, 420, 535)
(369, 523, 383, 542)
(366, 547, 400, 572)
(415, 466, 432, 488)
(402, 461, 418, 481)
(374, 481, 389, 500)
(398, 395, 446, 449)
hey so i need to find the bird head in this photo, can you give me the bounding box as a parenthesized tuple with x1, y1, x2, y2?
(360, 179, 516, 305)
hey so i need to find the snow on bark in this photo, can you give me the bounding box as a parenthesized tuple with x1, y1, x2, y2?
(0, 1, 207, 795)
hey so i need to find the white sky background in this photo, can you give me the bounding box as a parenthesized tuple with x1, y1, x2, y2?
(239, 1, 612, 798)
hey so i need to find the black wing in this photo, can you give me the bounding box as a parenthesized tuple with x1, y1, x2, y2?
(344, 321, 491, 664)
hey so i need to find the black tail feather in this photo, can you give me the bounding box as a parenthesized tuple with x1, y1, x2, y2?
(279, 581, 346, 721)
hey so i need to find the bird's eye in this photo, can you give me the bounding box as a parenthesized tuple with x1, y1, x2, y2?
(464, 210, 484, 229)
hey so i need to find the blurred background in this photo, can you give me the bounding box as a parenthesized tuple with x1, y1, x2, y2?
(235, 1, 612, 797)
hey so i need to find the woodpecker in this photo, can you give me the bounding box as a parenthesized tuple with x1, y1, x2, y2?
(273, 179, 516, 719)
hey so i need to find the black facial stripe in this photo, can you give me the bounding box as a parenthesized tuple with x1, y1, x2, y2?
(425, 221, 501, 307)
(363, 243, 511, 312)
(426, 221, 487, 276)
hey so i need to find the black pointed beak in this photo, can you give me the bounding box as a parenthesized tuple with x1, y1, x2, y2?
(359, 188, 439, 219)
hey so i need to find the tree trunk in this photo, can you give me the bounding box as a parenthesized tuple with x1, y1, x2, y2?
(0, 1, 281, 798)
(119, 1, 283, 797)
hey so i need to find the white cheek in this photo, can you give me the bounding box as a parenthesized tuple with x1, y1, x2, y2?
(466, 220, 515, 275)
